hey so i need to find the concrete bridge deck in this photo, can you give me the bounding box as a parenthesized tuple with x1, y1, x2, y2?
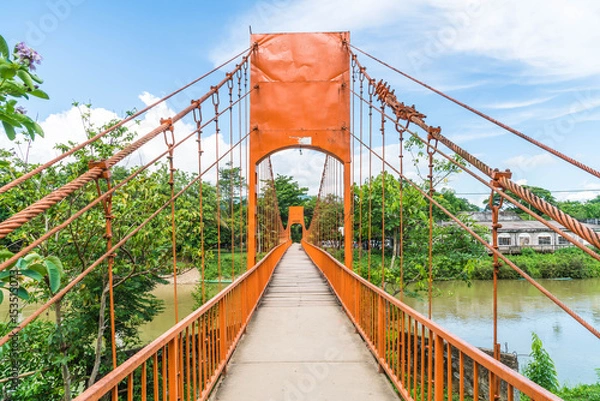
(212, 244, 398, 401)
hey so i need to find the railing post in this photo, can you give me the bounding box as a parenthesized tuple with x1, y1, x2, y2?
(434, 334, 445, 401)
(377, 295, 385, 372)
(167, 336, 179, 401)
(219, 299, 228, 374)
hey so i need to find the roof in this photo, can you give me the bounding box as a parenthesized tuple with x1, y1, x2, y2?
(475, 220, 600, 233)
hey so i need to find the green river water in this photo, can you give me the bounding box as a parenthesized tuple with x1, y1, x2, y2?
(142, 278, 600, 386)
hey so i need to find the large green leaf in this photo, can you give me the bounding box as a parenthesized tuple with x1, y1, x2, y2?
(21, 268, 44, 282)
(0, 109, 23, 127)
(45, 256, 64, 273)
(30, 89, 49, 100)
(30, 72, 44, 84)
(27, 262, 46, 275)
(0, 286, 30, 302)
(0, 35, 8, 59)
(24, 252, 42, 263)
(45, 258, 63, 293)
(2, 121, 16, 140)
(0, 63, 17, 80)
(17, 70, 35, 90)
(16, 286, 30, 301)
(32, 121, 44, 137)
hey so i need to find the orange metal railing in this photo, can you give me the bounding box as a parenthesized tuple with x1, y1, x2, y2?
(302, 240, 562, 401)
(74, 241, 290, 401)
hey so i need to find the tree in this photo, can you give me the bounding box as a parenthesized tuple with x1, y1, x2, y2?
(0, 35, 48, 140)
(351, 171, 486, 295)
(558, 195, 600, 222)
(433, 188, 479, 221)
(523, 332, 559, 393)
(485, 185, 556, 218)
(273, 174, 309, 227)
(0, 106, 182, 399)
(217, 162, 246, 250)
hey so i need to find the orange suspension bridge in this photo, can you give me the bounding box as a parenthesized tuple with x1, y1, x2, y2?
(1, 32, 599, 401)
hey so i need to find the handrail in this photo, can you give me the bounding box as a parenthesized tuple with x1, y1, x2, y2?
(74, 240, 291, 401)
(302, 240, 562, 401)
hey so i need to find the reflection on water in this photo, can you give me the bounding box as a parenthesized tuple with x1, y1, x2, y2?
(402, 279, 600, 385)
(139, 283, 220, 344)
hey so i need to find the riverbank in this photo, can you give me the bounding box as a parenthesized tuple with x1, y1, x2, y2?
(402, 278, 600, 386)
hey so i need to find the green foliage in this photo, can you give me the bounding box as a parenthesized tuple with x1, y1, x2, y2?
(0, 321, 65, 400)
(557, 383, 600, 401)
(0, 105, 184, 397)
(273, 174, 309, 227)
(0, 250, 64, 303)
(484, 185, 557, 218)
(470, 247, 600, 280)
(351, 171, 485, 294)
(0, 35, 47, 140)
(523, 332, 559, 393)
(558, 195, 600, 221)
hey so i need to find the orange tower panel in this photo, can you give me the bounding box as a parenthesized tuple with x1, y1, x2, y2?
(247, 32, 353, 269)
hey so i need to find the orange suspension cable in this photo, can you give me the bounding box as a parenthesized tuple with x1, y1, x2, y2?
(397, 123, 405, 301)
(367, 79, 374, 283)
(162, 121, 180, 323)
(0, 129, 252, 347)
(349, 130, 600, 340)
(194, 106, 206, 305)
(213, 88, 222, 291)
(228, 75, 235, 281)
(91, 165, 118, 374)
(349, 45, 600, 181)
(380, 102, 386, 289)
(349, 86, 600, 263)
(426, 135, 437, 320)
(0, 47, 253, 196)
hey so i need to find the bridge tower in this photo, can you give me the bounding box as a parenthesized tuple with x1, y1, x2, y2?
(247, 32, 353, 269)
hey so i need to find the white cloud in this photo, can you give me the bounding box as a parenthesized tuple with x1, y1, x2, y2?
(503, 153, 556, 172)
(210, 0, 420, 64)
(0, 92, 236, 187)
(483, 96, 555, 110)
(515, 178, 528, 186)
(441, 0, 600, 79)
(270, 149, 326, 195)
(448, 131, 506, 143)
(555, 182, 600, 202)
(211, 0, 600, 81)
(0, 106, 119, 163)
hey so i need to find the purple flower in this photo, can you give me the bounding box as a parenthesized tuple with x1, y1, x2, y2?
(15, 42, 43, 71)
(15, 106, 27, 115)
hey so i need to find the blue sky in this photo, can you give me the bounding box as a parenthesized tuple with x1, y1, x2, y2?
(1, 0, 600, 204)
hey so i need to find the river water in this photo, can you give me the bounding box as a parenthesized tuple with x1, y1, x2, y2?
(140, 278, 600, 385)
(402, 278, 600, 386)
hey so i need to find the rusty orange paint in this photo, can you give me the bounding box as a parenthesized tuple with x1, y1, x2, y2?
(287, 205, 306, 239)
(247, 32, 353, 269)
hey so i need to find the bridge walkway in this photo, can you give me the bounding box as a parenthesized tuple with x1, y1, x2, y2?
(212, 243, 399, 400)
